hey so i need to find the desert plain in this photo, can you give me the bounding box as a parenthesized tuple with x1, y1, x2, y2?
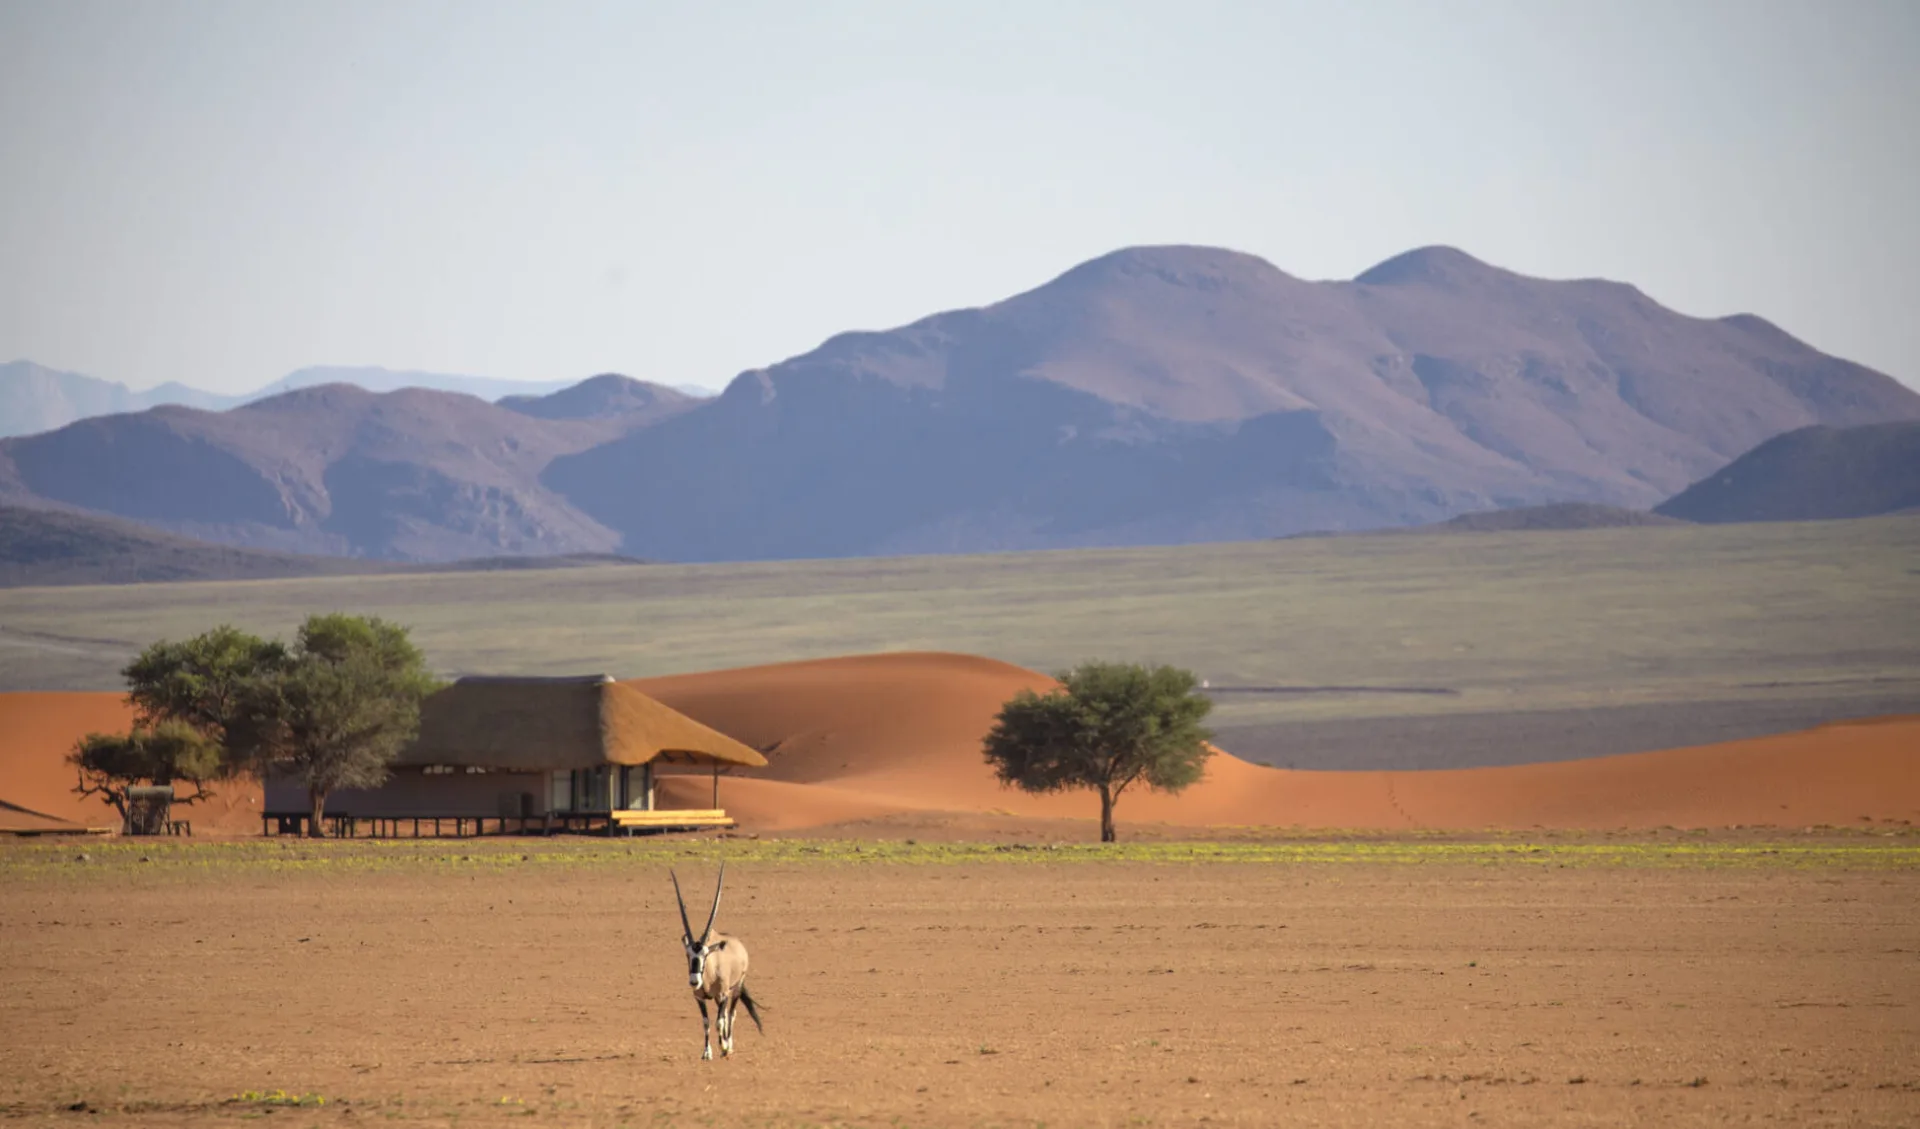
(2, 839, 1918, 1129)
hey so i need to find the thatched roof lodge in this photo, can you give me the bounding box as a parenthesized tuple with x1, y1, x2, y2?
(263, 675, 767, 835)
(402, 675, 767, 772)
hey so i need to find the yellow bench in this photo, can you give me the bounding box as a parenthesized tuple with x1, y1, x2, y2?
(611, 808, 735, 830)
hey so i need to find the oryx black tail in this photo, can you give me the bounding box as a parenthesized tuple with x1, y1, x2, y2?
(738, 985, 765, 1033)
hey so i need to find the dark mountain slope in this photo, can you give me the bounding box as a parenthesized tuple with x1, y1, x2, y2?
(0, 505, 645, 586)
(547, 245, 1920, 561)
(1655, 422, 1920, 523)
(0, 504, 399, 585)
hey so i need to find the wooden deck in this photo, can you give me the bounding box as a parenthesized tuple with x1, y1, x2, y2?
(612, 808, 735, 831)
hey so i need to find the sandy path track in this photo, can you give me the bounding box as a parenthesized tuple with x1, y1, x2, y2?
(3, 849, 1917, 1127)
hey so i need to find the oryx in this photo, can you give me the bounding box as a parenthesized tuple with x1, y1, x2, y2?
(671, 863, 763, 1060)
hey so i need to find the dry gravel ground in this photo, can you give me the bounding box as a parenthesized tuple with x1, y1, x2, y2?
(2, 845, 1917, 1128)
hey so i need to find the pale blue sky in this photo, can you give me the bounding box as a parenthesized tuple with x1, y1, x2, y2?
(2, 0, 1915, 394)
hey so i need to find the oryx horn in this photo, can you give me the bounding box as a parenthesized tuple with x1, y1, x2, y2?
(701, 862, 726, 943)
(670, 869, 696, 941)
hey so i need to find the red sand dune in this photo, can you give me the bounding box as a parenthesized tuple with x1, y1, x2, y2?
(0, 692, 263, 834)
(3, 653, 1914, 836)
(635, 652, 1920, 833)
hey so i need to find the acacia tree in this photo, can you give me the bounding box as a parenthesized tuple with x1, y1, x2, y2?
(71, 625, 283, 823)
(121, 625, 289, 747)
(983, 661, 1214, 842)
(68, 721, 223, 828)
(228, 614, 438, 837)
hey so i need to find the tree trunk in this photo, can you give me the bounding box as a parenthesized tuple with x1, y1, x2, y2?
(1099, 784, 1116, 843)
(308, 788, 328, 838)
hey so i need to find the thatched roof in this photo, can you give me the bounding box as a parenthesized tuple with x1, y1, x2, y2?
(397, 676, 767, 771)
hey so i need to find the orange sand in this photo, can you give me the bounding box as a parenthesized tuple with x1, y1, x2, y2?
(634, 652, 1920, 833)
(3, 652, 1914, 836)
(0, 692, 262, 834)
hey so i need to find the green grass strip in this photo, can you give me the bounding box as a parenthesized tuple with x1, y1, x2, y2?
(4, 833, 1917, 877)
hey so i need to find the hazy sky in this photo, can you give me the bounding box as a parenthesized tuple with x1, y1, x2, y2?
(2, 0, 1915, 394)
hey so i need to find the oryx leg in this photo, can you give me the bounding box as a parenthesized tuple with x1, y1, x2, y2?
(719, 997, 735, 1056)
(697, 997, 713, 1060)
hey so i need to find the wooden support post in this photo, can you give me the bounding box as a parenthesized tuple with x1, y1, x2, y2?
(712, 764, 719, 809)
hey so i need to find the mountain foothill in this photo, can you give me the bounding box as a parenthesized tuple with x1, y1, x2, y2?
(3, 244, 1916, 567)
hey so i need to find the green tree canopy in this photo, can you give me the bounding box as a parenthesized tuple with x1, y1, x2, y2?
(228, 614, 438, 837)
(121, 625, 288, 751)
(982, 661, 1215, 842)
(68, 721, 223, 826)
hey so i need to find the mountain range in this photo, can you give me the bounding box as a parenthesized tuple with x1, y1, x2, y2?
(0, 376, 693, 560)
(2, 244, 1916, 562)
(0, 361, 715, 439)
(552, 244, 1919, 559)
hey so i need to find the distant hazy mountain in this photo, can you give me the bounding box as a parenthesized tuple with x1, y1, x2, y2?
(0, 360, 243, 438)
(251, 365, 571, 401)
(545, 245, 1920, 560)
(499, 373, 702, 423)
(1655, 422, 1920, 523)
(1, 360, 574, 440)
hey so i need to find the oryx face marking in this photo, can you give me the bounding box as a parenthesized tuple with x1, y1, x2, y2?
(684, 938, 710, 988)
